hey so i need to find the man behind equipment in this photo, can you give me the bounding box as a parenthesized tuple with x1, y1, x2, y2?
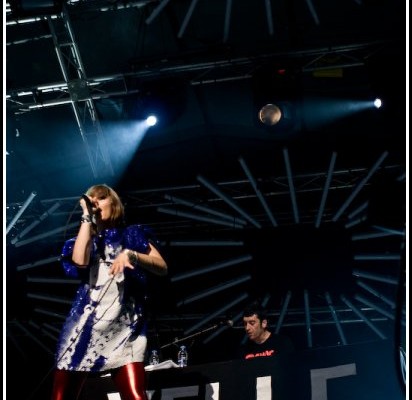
(239, 304, 295, 360)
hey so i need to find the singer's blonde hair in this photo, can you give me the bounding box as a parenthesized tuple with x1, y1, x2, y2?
(85, 184, 125, 226)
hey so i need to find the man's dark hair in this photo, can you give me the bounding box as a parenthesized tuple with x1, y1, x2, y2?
(243, 303, 268, 322)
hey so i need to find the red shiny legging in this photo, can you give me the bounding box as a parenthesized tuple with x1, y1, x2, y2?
(51, 362, 148, 400)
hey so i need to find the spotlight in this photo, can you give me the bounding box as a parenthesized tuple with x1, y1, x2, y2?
(373, 98, 382, 109)
(258, 103, 282, 126)
(146, 115, 157, 126)
(257, 101, 297, 132)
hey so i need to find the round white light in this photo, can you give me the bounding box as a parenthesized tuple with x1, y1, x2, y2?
(146, 115, 157, 126)
(374, 98, 382, 109)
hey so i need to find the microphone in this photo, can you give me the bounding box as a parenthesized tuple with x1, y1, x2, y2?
(160, 319, 234, 349)
(81, 194, 94, 216)
(81, 194, 97, 228)
(218, 319, 234, 328)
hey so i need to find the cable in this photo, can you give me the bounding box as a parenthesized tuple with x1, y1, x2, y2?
(25, 274, 116, 400)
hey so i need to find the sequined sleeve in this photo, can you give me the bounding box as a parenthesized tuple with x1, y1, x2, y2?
(122, 224, 163, 282)
(60, 237, 79, 277)
(60, 236, 97, 277)
(122, 224, 154, 253)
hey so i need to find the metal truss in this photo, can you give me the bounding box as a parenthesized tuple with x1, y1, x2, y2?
(48, 4, 114, 177)
(7, 3, 115, 177)
(6, 0, 398, 183)
(6, 162, 404, 245)
(6, 40, 388, 110)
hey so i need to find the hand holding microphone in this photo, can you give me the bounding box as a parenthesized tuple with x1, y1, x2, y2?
(80, 194, 97, 227)
(80, 194, 95, 215)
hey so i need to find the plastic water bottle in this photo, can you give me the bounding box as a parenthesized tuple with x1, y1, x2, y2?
(149, 349, 160, 365)
(177, 345, 188, 368)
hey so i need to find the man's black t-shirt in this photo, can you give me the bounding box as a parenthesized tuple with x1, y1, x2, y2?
(237, 333, 298, 398)
(238, 332, 295, 360)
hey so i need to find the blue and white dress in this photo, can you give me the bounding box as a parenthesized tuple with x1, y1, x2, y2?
(55, 224, 153, 372)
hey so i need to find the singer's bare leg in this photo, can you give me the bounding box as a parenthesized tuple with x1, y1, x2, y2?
(50, 369, 88, 400)
(111, 362, 148, 400)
